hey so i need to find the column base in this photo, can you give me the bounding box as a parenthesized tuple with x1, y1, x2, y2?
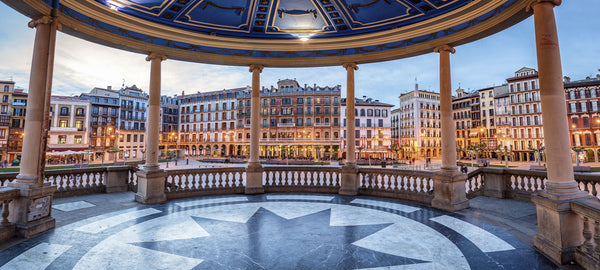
(7, 184, 57, 238)
(532, 190, 589, 265)
(135, 169, 166, 204)
(339, 164, 358, 196)
(431, 170, 469, 212)
(245, 165, 264, 194)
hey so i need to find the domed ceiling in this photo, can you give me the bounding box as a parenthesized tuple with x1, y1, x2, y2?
(4, 0, 532, 67)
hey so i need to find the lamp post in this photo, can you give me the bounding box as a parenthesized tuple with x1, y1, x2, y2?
(102, 126, 113, 166)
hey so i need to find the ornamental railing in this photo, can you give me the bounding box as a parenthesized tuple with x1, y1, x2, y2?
(262, 166, 341, 193)
(164, 167, 246, 200)
(464, 167, 600, 200)
(571, 198, 600, 269)
(0, 187, 19, 242)
(357, 168, 435, 204)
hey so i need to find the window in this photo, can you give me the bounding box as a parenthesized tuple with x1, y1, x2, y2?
(75, 120, 84, 130)
(59, 120, 68, 127)
(58, 135, 66, 144)
(127, 134, 131, 142)
(3, 86, 8, 92)
(74, 136, 82, 144)
(60, 107, 69, 116)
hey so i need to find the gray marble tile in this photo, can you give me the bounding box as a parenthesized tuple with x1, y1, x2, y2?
(74, 208, 161, 234)
(351, 198, 421, 213)
(266, 194, 334, 201)
(174, 196, 248, 208)
(0, 243, 71, 270)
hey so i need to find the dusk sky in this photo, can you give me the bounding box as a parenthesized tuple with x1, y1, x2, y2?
(0, 1, 598, 107)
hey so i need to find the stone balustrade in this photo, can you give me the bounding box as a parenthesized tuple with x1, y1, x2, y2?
(571, 198, 600, 269)
(0, 187, 19, 242)
(357, 168, 435, 204)
(164, 167, 246, 200)
(262, 166, 341, 193)
(465, 168, 600, 200)
(0, 166, 140, 197)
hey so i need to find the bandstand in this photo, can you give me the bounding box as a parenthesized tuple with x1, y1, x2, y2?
(0, 0, 598, 268)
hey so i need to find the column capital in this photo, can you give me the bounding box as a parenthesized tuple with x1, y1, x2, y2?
(28, 16, 61, 29)
(145, 52, 167, 62)
(249, 64, 264, 73)
(434, 45, 456, 54)
(526, 0, 561, 12)
(343, 62, 358, 71)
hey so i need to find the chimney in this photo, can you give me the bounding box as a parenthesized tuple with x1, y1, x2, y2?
(563, 76, 570, 83)
(314, 83, 316, 89)
(363, 95, 367, 100)
(182, 91, 185, 96)
(107, 86, 112, 90)
(304, 83, 307, 89)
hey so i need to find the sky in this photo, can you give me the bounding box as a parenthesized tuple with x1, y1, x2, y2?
(0, 1, 599, 107)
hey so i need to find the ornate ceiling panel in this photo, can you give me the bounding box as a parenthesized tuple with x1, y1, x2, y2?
(3, 0, 533, 66)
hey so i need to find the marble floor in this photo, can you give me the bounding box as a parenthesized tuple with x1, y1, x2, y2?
(0, 194, 556, 270)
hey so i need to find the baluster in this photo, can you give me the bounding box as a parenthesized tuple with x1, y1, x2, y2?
(1, 200, 11, 226)
(173, 175, 180, 191)
(592, 183, 598, 198)
(217, 173, 224, 188)
(265, 171, 271, 186)
(419, 176, 425, 192)
(209, 172, 216, 188)
(310, 171, 316, 187)
(224, 172, 231, 188)
(391, 175, 398, 191)
(583, 217, 595, 253)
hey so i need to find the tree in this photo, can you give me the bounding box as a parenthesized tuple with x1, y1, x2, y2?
(466, 143, 486, 165)
(496, 144, 513, 168)
(528, 143, 545, 166)
(388, 142, 401, 163)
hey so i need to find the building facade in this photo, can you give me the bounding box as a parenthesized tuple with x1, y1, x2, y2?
(80, 87, 120, 162)
(118, 85, 148, 160)
(341, 97, 393, 160)
(565, 75, 600, 162)
(160, 95, 179, 157)
(47, 96, 91, 161)
(7, 89, 27, 162)
(494, 92, 512, 151)
(398, 88, 441, 159)
(507, 67, 543, 161)
(0, 81, 14, 162)
(177, 88, 241, 157)
(237, 79, 342, 159)
(452, 88, 474, 158)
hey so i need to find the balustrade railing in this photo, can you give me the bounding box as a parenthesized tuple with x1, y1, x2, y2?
(45, 168, 106, 197)
(164, 167, 246, 199)
(128, 167, 139, 192)
(466, 169, 485, 198)
(262, 166, 341, 193)
(357, 168, 434, 204)
(464, 168, 600, 200)
(571, 198, 600, 269)
(0, 166, 139, 197)
(0, 187, 18, 242)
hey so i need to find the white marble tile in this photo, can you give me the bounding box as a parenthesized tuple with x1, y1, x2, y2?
(430, 215, 515, 253)
(353, 219, 470, 269)
(117, 215, 210, 243)
(185, 203, 262, 223)
(73, 241, 203, 270)
(329, 205, 401, 226)
(52, 201, 96, 212)
(266, 194, 334, 201)
(356, 263, 437, 270)
(175, 196, 248, 208)
(0, 243, 71, 270)
(261, 202, 333, 219)
(350, 198, 421, 213)
(74, 208, 161, 234)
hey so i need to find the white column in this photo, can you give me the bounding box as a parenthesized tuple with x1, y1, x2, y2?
(343, 63, 358, 166)
(248, 64, 263, 167)
(143, 53, 166, 171)
(435, 45, 458, 172)
(531, 0, 580, 196)
(13, 16, 57, 187)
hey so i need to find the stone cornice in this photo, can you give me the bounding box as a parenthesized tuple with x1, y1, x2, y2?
(526, 0, 562, 13)
(145, 53, 167, 62)
(434, 45, 456, 54)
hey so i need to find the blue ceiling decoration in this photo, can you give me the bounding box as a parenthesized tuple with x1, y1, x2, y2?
(94, 0, 471, 39)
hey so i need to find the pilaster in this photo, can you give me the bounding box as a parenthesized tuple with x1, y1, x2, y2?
(135, 169, 166, 204)
(431, 169, 469, 211)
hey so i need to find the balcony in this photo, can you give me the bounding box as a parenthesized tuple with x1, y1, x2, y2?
(277, 123, 295, 127)
(50, 127, 78, 132)
(314, 122, 331, 127)
(11, 102, 26, 106)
